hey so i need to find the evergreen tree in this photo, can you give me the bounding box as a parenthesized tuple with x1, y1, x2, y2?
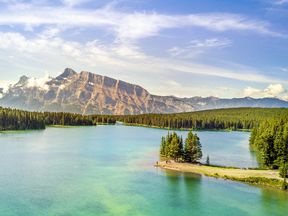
(206, 155, 210, 165)
(184, 131, 202, 163)
(159, 132, 184, 161)
(160, 136, 166, 156)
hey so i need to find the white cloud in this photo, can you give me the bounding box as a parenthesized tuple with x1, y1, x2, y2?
(62, 0, 90, 7)
(243, 87, 262, 97)
(26, 75, 52, 90)
(157, 61, 281, 83)
(282, 95, 288, 101)
(280, 67, 288, 72)
(0, 80, 14, 92)
(0, 31, 147, 71)
(40, 27, 62, 38)
(189, 38, 232, 48)
(0, 31, 284, 90)
(274, 0, 288, 5)
(0, 80, 14, 98)
(243, 84, 287, 99)
(169, 38, 231, 58)
(0, 3, 283, 42)
(168, 46, 204, 59)
(264, 83, 285, 95)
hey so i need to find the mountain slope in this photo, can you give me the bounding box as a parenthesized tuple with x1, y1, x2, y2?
(0, 68, 195, 114)
(0, 68, 287, 114)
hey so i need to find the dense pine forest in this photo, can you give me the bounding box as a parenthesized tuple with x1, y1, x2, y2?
(3, 107, 287, 131)
(250, 118, 288, 176)
(0, 107, 96, 131)
(115, 108, 288, 130)
(0, 107, 45, 130)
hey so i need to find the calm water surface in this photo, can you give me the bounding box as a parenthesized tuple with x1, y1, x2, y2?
(0, 125, 287, 216)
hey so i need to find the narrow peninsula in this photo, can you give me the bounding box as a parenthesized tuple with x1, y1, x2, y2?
(156, 130, 288, 191)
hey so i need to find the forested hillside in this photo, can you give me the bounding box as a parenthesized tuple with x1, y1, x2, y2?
(0, 108, 45, 130)
(115, 108, 288, 130)
(0, 107, 96, 130)
(2, 107, 288, 132)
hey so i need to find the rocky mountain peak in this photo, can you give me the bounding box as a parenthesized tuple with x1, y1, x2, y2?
(16, 75, 29, 86)
(57, 68, 77, 79)
(0, 68, 287, 114)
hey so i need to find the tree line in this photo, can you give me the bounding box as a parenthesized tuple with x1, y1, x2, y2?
(3, 107, 287, 131)
(160, 131, 202, 163)
(0, 107, 45, 130)
(250, 118, 288, 177)
(114, 108, 288, 130)
(0, 107, 99, 130)
(0, 107, 121, 131)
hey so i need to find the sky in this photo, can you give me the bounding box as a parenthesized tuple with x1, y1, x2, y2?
(0, 0, 287, 99)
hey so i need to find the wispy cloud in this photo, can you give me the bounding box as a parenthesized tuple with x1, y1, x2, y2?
(61, 0, 90, 7)
(0, 1, 286, 98)
(189, 38, 232, 48)
(158, 60, 283, 84)
(0, 31, 283, 86)
(273, 0, 288, 5)
(0, 2, 284, 42)
(169, 38, 232, 58)
(0, 80, 14, 98)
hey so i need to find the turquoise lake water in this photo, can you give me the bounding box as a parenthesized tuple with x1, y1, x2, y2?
(0, 125, 287, 216)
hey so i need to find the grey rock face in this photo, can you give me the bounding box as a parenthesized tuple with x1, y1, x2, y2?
(0, 68, 287, 114)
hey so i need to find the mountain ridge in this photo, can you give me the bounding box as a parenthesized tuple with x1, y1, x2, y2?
(0, 68, 287, 115)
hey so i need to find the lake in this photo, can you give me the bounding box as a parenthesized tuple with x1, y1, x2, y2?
(0, 125, 287, 216)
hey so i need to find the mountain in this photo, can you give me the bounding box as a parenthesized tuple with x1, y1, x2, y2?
(0, 68, 287, 115)
(0, 68, 195, 114)
(181, 96, 288, 111)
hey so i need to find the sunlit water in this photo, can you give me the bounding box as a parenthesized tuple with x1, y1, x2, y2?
(0, 125, 287, 216)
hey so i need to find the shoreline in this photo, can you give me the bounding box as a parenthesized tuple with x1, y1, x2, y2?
(122, 123, 251, 132)
(155, 161, 286, 190)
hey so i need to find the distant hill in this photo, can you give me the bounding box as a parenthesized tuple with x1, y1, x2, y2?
(0, 68, 287, 114)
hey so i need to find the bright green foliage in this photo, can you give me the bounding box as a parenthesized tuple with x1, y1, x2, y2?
(279, 163, 288, 178)
(184, 131, 202, 163)
(250, 118, 288, 170)
(160, 131, 202, 163)
(160, 132, 183, 161)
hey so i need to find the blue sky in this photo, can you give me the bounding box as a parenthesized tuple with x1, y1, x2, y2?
(0, 0, 287, 99)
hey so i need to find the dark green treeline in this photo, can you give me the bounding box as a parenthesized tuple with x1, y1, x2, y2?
(160, 131, 202, 163)
(2, 107, 288, 131)
(115, 108, 288, 130)
(0, 107, 97, 130)
(250, 117, 288, 176)
(0, 107, 45, 130)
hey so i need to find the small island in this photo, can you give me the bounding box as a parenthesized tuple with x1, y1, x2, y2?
(156, 131, 288, 191)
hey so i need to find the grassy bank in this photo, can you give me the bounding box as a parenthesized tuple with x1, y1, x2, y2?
(155, 161, 286, 190)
